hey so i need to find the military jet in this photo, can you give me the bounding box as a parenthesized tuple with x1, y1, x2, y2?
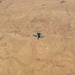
(33, 33, 44, 40)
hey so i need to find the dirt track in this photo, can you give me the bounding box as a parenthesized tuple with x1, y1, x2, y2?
(0, 0, 75, 75)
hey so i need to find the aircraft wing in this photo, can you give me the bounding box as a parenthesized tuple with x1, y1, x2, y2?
(33, 34, 38, 37)
(40, 36, 45, 38)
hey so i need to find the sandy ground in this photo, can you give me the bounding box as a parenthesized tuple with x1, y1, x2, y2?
(0, 0, 75, 75)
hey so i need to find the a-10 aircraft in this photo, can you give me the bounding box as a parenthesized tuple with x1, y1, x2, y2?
(33, 33, 44, 40)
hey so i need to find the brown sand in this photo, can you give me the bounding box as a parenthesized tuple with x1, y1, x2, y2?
(0, 0, 75, 75)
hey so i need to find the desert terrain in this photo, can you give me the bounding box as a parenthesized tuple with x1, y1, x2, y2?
(0, 0, 75, 75)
